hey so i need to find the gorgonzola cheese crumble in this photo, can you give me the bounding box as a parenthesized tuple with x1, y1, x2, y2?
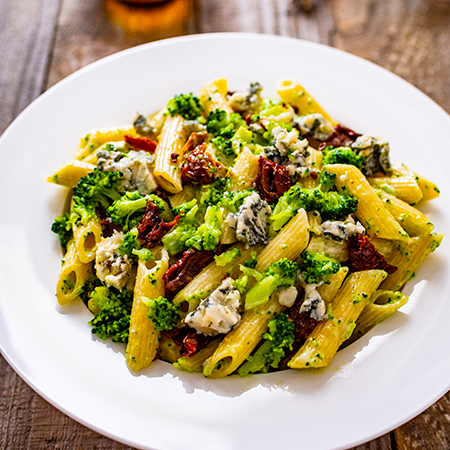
(321, 215, 366, 241)
(295, 113, 333, 141)
(278, 285, 298, 307)
(94, 231, 134, 290)
(351, 134, 391, 176)
(184, 278, 241, 336)
(299, 283, 327, 321)
(97, 149, 157, 195)
(226, 191, 271, 247)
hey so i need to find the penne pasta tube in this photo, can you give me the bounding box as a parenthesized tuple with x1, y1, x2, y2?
(368, 175, 423, 205)
(153, 114, 186, 193)
(325, 164, 410, 242)
(47, 160, 95, 187)
(306, 235, 349, 262)
(203, 295, 285, 378)
(174, 338, 222, 373)
(72, 218, 102, 264)
(74, 125, 136, 161)
(303, 148, 323, 189)
(317, 267, 349, 304)
(126, 247, 169, 371)
(276, 78, 337, 125)
(342, 290, 408, 347)
(230, 147, 260, 191)
(198, 78, 233, 116)
(375, 190, 434, 237)
(288, 269, 387, 369)
(56, 240, 93, 305)
(255, 209, 310, 272)
(380, 234, 443, 291)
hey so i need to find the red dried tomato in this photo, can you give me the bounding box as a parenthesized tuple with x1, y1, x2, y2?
(171, 327, 212, 357)
(164, 248, 215, 294)
(347, 233, 397, 274)
(124, 134, 157, 153)
(318, 125, 361, 151)
(255, 156, 292, 203)
(137, 201, 180, 248)
(181, 144, 227, 186)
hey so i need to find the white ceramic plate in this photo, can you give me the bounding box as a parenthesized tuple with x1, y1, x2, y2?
(0, 33, 449, 450)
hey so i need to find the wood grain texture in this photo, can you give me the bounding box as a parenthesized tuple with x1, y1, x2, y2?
(1, 0, 449, 449)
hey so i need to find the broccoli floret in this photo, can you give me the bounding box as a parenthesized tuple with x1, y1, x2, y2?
(106, 191, 149, 231)
(219, 189, 253, 213)
(243, 251, 258, 269)
(206, 110, 247, 138)
(71, 169, 122, 224)
(145, 296, 180, 331)
(51, 213, 74, 247)
(167, 93, 202, 120)
(215, 247, 241, 267)
(199, 178, 228, 208)
(319, 170, 337, 192)
(238, 312, 295, 376)
(245, 258, 298, 310)
(299, 251, 341, 284)
(88, 286, 133, 343)
(268, 182, 358, 233)
(322, 146, 364, 169)
(186, 205, 222, 251)
(117, 228, 154, 261)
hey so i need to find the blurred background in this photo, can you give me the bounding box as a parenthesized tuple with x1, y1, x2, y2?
(1, 0, 450, 449)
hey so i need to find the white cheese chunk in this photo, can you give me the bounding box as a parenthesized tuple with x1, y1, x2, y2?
(226, 191, 271, 247)
(278, 286, 298, 307)
(351, 134, 391, 176)
(184, 278, 241, 336)
(295, 113, 333, 141)
(299, 284, 327, 321)
(96, 149, 157, 195)
(95, 231, 134, 290)
(321, 215, 366, 241)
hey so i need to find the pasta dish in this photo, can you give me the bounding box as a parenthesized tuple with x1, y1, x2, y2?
(48, 78, 442, 377)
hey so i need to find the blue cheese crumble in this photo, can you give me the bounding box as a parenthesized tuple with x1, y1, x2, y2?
(321, 215, 366, 241)
(351, 134, 391, 176)
(277, 285, 298, 307)
(295, 113, 333, 141)
(96, 149, 157, 195)
(271, 126, 310, 177)
(184, 278, 241, 336)
(94, 231, 134, 290)
(299, 283, 327, 321)
(228, 82, 262, 114)
(226, 191, 271, 247)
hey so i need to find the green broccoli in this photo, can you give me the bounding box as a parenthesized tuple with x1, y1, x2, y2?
(186, 205, 222, 251)
(322, 146, 364, 169)
(243, 251, 258, 269)
(198, 178, 228, 208)
(219, 189, 253, 213)
(70, 169, 122, 224)
(167, 93, 203, 120)
(145, 296, 180, 331)
(245, 258, 298, 310)
(88, 286, 133, 343)
(118, 228, 154, 261)
(299, 250, 341, 284)
(319, 170, 337, 192)
(268, 182, 358, 234)
(215, 247, 241, 267)
(206, 109, 247, 138)
(162, 200, 199, 255)
(51, 212, 74, 247)
(238, 312, 295, 376)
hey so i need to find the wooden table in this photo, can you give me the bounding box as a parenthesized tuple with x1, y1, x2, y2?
(1, 0, 449, 448)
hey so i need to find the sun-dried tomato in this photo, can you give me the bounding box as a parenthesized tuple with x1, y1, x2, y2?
(181, 144, 227, 185)
(137, 201, 180, 248)
(170, 327, 212, 357)
(124, 134, 157, 153)
(347, 233, 397, 274)
(255, 156, 292, 204)
(170, 153, 179, 163)
(164, 248, 215, 294)
(318, 125, 361, 151)
(100, 218, 122, 237)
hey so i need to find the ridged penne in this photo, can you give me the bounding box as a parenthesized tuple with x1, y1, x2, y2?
(276, 78, 337, 125)
(198, 78, 233, 116)
(303, 148, 323, 189)
(72, 217, 102, 264)
(380, 234, 443, 291)
(342, 290, 408, 347)
(306, 235, 349, 262)
(230, 147, 260, 191)
(174, 338, 222, 373)
(325, 164, 410, 241)
(368, 175, 423, 205)
(376, 190, 434, 237)
(153, 114, 186, 193)
(288, 270, 387, 369)
(47, 160, 95, 187)
(317, 267, 349, 304)
(56, 240, 93, 305)
(126, 247, 169, 371)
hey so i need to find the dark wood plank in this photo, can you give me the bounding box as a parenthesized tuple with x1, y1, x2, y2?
(0, 0, 62, 134)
